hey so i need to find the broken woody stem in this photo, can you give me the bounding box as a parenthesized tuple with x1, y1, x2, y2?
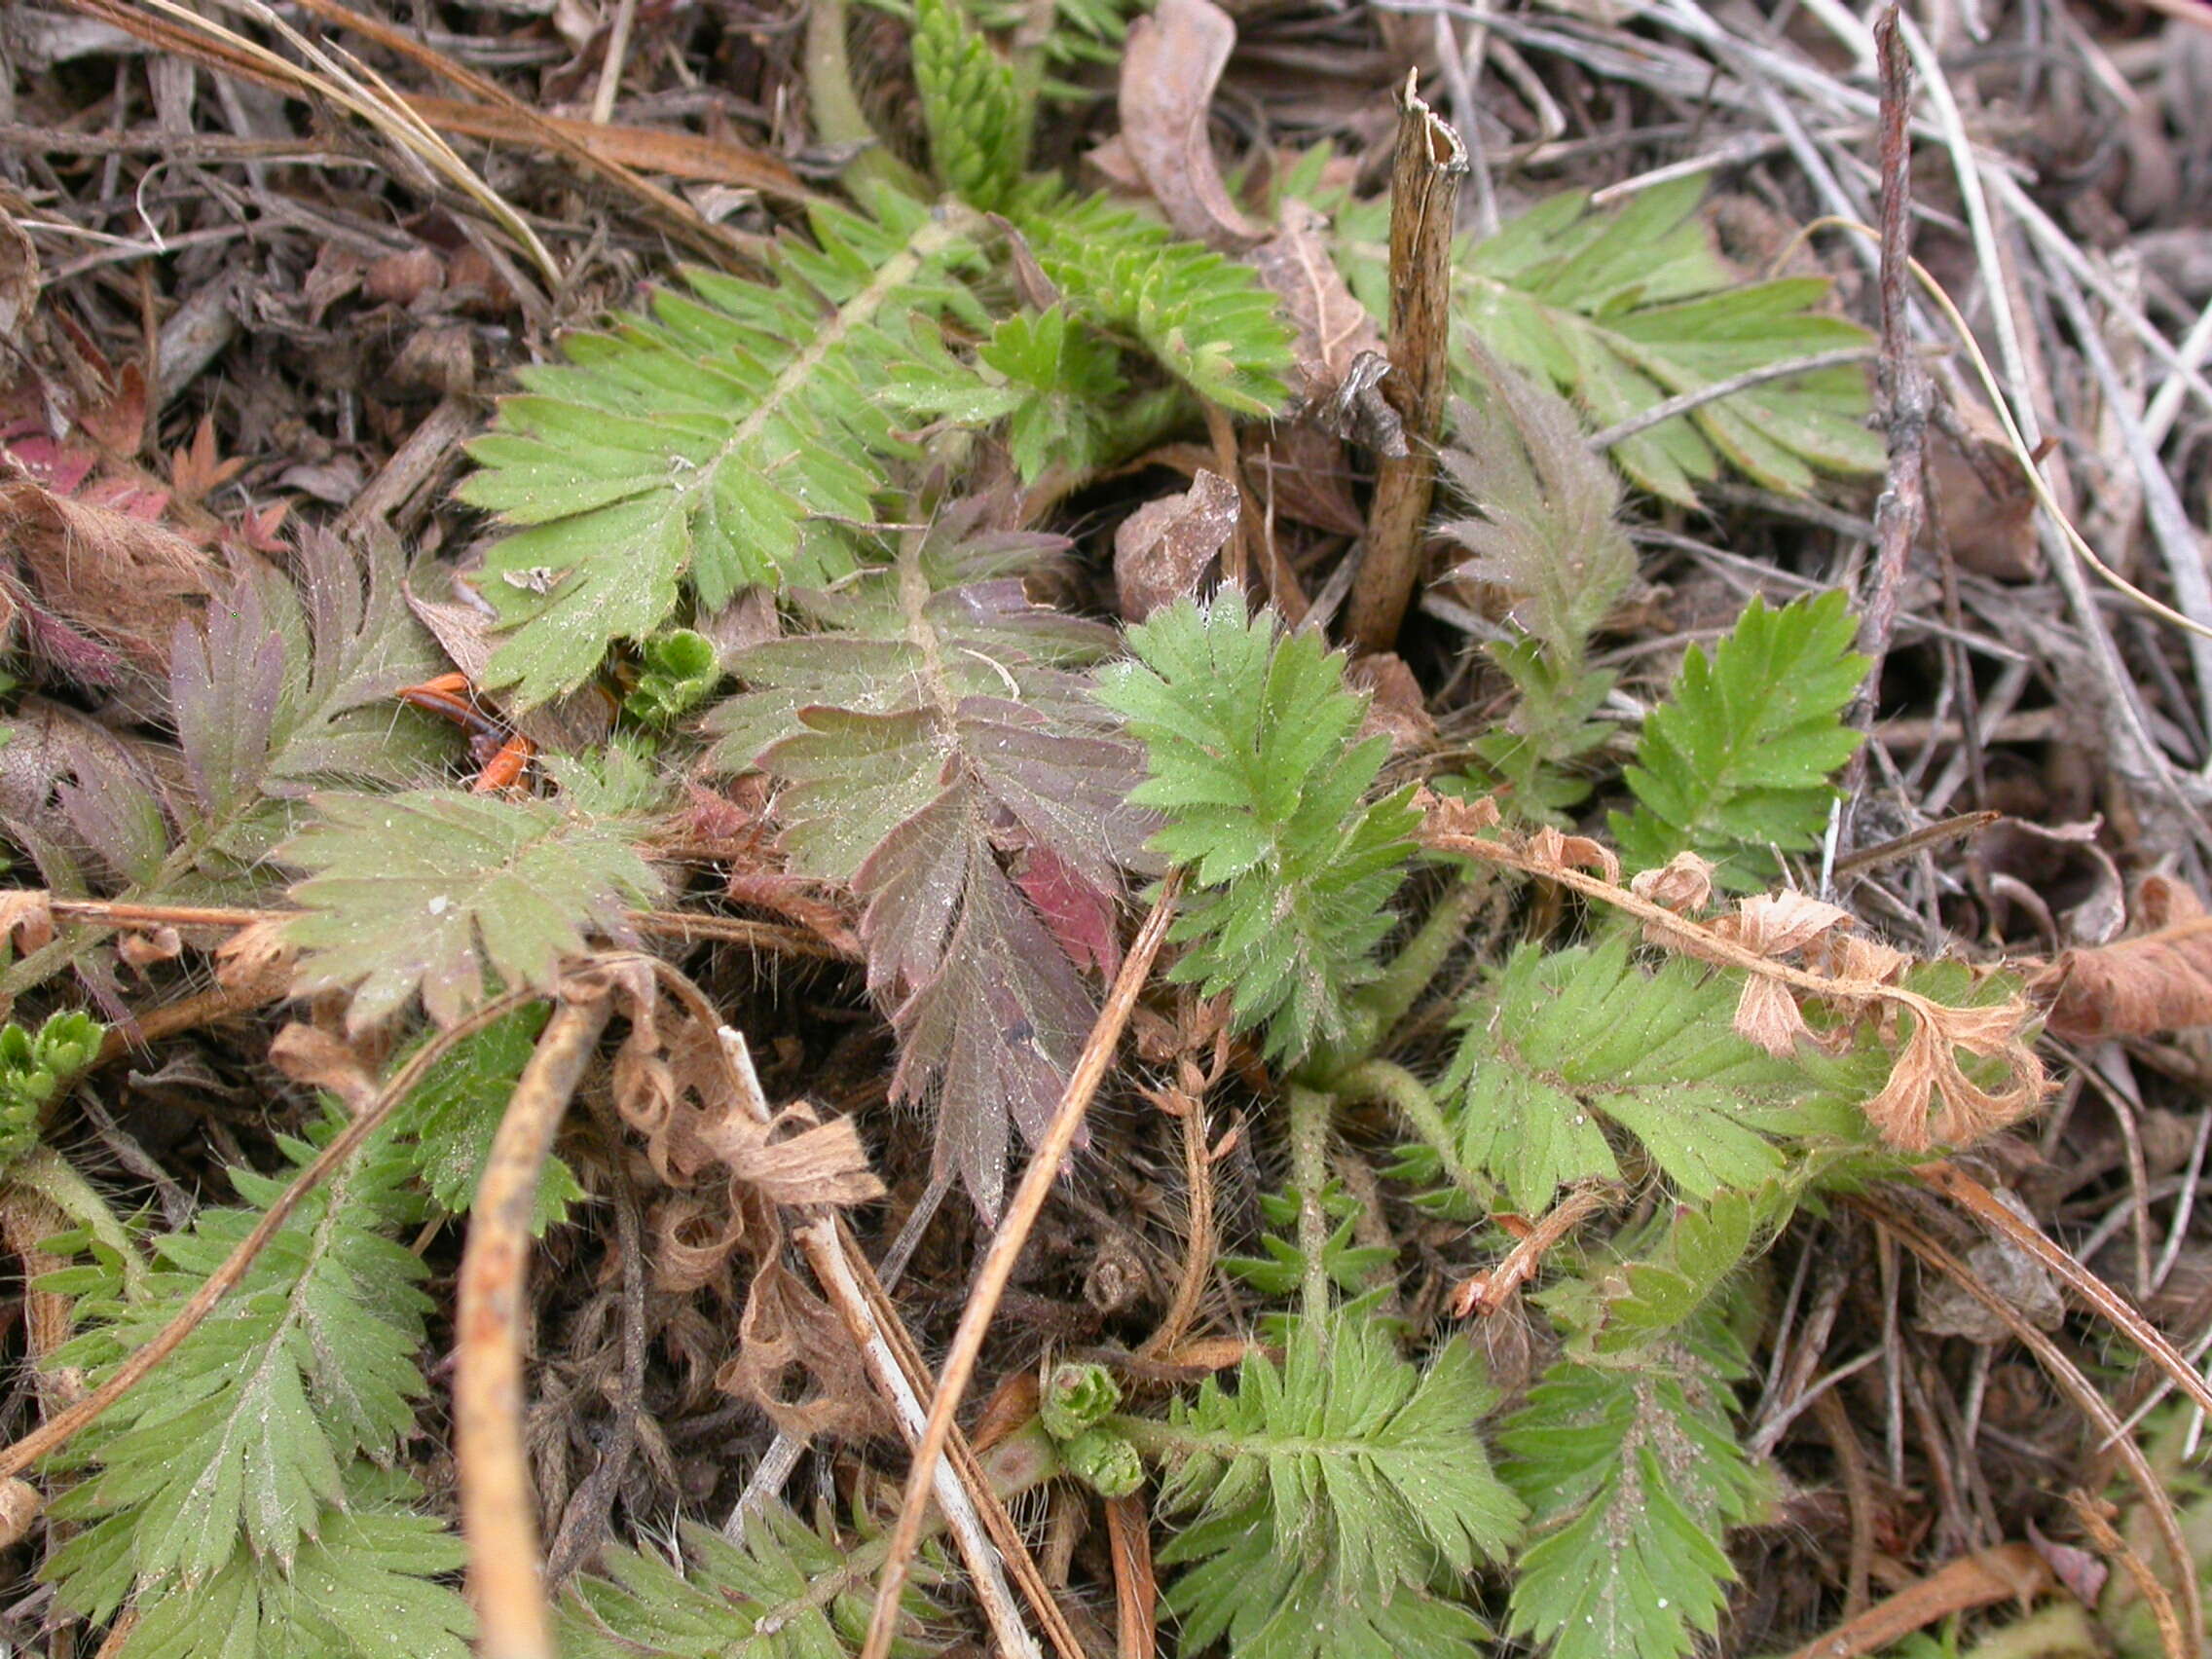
(1347, 74, 1467, 652)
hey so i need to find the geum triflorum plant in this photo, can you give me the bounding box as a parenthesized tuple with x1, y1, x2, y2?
(1091, 580, 2044, 1659)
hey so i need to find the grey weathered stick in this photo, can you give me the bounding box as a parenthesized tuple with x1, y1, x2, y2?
(1347, 74, 1466, 652)
(1851, 8, 1928, 737)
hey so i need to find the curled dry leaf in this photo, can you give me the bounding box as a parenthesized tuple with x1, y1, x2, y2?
(2032, 873, 2212, 1043)
(1861, 996, 2045, 1152)
(1971, 816, 2123, 950)
(596, 964, 888, 1437)
(1927, 396, 2038, 582)
(1114, 469, 1241, 622)
(0, 1477, 41, 1551)
(1629, 849, 1714, 916)
(1117, 0, 1267, 251)
(1523, 825, 1620, 885)
(116, 925, 182, 973)
(1713, 891, 1854, 959)
(213, 917, 298, 995)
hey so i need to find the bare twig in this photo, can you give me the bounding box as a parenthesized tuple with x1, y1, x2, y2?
(456, 981, 615, 1659)
(859, 873, 1183, 1659)
(1347, 76, 1466, 652)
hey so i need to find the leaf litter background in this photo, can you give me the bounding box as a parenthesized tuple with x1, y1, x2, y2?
(5, 0, 2212, 1654)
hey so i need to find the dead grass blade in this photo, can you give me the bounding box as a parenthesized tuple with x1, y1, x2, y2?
(1918, 1161, 2212, 1421)
(59, 0, 560, 290)
(859, 872, 1183, 1659)
(399, 95, 817, 206)
(1852, 1187, 2201, 1659)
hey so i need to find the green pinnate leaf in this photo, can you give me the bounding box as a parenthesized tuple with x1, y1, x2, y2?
(561, 1509, 948, 1658)
(1437, 373, 1636, 671)
(389, 1003, 580, 1232)
(1611, 590, 1867, 887)
(1146, 1316, 1523, 1659)
(1436, 935, 1854, 1212)
(1098, 587, 1417, 1067)
(1500, 1317, 1769, 1659)
(458, 192, 990, 706)
(1320, 172, 1879, 501)
(45, 1120, 469, 1659)
(169, 532, 452, 871)
(1021, 192, 1293, 418)
(279, 788, 662, 1031)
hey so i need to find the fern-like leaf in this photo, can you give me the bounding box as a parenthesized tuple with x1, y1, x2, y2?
(43, 1121, 471, 1659)
(457, 190, 988, 704)
(162, 532, 454, 874)
(1097, 587, 1417, 1067)
(1549, 1189, 1771, 1355)
(1436, 375, 1635, 669)
(279, 788, 662, 1031)
(707, 511, 1147, 1216)
(1141, 1316, 1523, 1659)
(1434, 934, 1859, 1212)
(390, 1003, 581, 1232)
(1023, 193, 1294, 418)
(1500, 1317, 1769, 1659)
(914, 0, 1027, 210)
(1610, 590, 1866, 886)
(561, 1509, 946, 1658)
(886, 306, 1125, 484)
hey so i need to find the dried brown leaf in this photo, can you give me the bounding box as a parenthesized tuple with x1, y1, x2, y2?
(1714, 890, 1855, 959)
(0, 1477, 41, 1550)
(267, 1021, 381, 1117)
(1248, 200, 1384, 406)
(1117, 0, 1267, 250)
(1523, 825, 1620, 886)
(214, 918, 297, 994)
(2032, 874, 2212, 1042)
(1114, 469, 1240, 622)
(116, 925, 182, 973)
(1346, 650, 1434, 755)
(0, 891, 54, 956)
(1733, 976, 1813, 1058)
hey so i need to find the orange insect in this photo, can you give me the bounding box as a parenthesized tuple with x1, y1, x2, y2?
(394, 671, 537, 794)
